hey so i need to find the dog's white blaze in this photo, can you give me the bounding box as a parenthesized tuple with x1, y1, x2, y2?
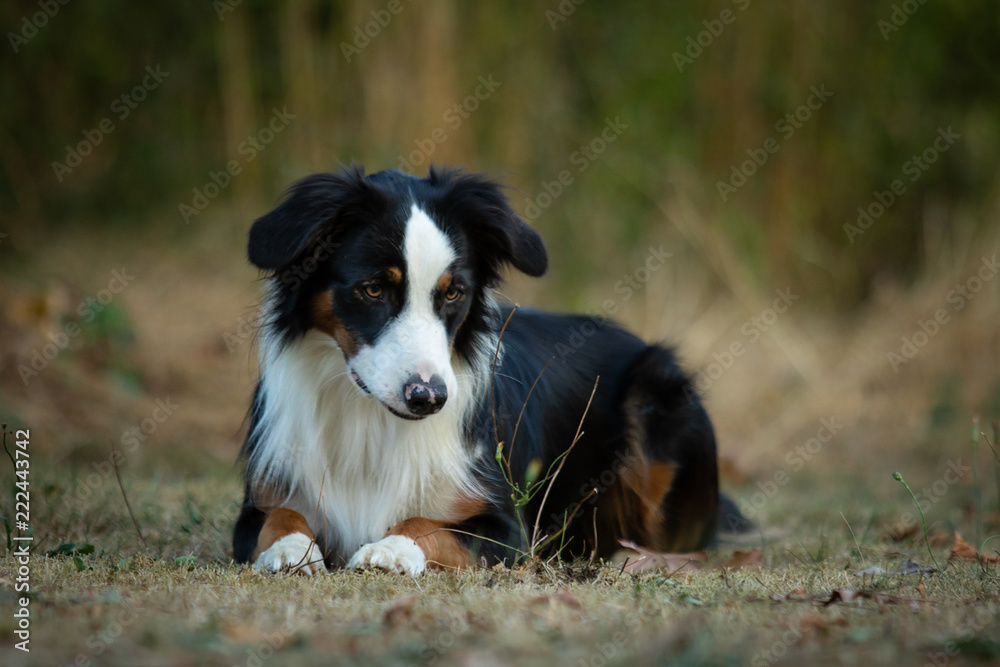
(249, 207, 490, 563)
(348, 205, 458, 411)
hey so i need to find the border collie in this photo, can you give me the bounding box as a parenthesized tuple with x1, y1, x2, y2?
(232, 166, 732, 575)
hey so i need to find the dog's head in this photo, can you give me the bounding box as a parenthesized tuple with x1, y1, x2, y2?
(248, 166, 547, 420)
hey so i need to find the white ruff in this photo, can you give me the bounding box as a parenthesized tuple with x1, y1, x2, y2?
(249, 330, 487, 561)
(247, 205, 497, 562)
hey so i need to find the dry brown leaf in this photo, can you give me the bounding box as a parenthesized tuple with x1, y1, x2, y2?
(717, 455, 750, 485)
(884, 523, 919, 542)
(382, 595, 417, 628)
(770, 587, 808, 602)
(915, 580, 927, 598)
(823, 589, 863, 606)
(715, 548, 763, 570)
(222, 623, 268, 643)
(529, 591, 583, 609)
(928, 529, 952, 547)
(798, 613, 848, 640)
(949, 531, 1000, 566)
(873, 593, 899, 613)
(949, 532, 979, 562)
(618, 540, 707, 573)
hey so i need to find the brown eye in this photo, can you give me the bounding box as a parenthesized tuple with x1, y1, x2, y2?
(364, 284, 383, 299)
(444, 286, 463, 302)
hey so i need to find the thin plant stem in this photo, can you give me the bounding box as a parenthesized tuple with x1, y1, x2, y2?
(892, 471, 940, 570)
(972, 418, 981, 549)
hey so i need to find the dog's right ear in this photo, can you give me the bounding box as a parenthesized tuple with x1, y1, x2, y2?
(248, 170, 368, 271)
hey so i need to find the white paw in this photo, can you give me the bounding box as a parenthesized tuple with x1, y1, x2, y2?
(255, 533, 326, 575)
(347, 535, 426, 576)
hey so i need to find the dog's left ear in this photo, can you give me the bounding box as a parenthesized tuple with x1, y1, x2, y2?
(248, 168, 370, 271)
(438, 170, 548, 284)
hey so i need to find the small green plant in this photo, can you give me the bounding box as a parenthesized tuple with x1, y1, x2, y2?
(892, 471, 941, 570)
(971, 417, 981, 548)
(486, 307, 599, 564)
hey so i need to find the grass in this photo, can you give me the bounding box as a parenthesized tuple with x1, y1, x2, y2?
(1, 224, 999, 665)
(1, 455, 999, 667)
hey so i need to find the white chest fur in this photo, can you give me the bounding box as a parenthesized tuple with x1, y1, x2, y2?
(249, 331, 485, 560)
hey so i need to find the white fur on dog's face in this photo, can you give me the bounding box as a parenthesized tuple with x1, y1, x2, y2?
(347, 205, 458, 419)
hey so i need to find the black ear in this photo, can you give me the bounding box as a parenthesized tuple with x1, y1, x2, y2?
(247, 169, 368, 271)
(435, 169, 548, 283)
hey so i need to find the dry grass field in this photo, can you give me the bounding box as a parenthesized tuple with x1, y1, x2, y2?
(2, 221, 999, 666)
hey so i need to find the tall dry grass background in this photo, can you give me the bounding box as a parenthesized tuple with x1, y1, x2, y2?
(1, 0, 999, 528)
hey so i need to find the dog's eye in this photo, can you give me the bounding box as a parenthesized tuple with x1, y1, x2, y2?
(444, 286, 463, 302)
(363, 284, 383, 300)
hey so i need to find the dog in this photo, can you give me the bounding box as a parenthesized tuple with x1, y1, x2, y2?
(232, 166, 738, 575)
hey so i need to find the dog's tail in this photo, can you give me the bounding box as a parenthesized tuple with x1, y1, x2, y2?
(715, 492, 755, 537)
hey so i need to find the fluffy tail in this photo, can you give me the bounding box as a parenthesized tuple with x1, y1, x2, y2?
(716, 493, 754, 536)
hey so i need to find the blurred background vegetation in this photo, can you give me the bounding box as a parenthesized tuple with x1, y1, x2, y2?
(1, 0, 999, 512)
(4, 0, 999, 301)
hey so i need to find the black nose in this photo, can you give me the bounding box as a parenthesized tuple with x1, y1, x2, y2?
(402, 375, 448, 415)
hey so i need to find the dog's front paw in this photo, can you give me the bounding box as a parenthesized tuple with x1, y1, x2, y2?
(255, 533, 326, 576)
(347, 535, 426, 576)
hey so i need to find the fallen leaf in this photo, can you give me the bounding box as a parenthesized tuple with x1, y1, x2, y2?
(528, 592, 583, 609)
(915, 580, 927, 598)
(873, 593, 899, 613)
(928, 529, 952, 547)
(823, 589, 863, 606)
(618, 540, 706, 573)
(899, 559, 936, 575)
(798, 613, 848, 640)
(769, 588, 808, 602)
(222, 623, 268, 643)
(382, 595, 417, 628)
(853, 559, 935, 577)
(715, 548, 763, 570)
(884, 523, 919, 542)
(949, 531, 1000, 567)
(949, 532, 979, 562)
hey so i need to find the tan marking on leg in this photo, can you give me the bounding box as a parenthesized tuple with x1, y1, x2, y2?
(386, 517, 472, 570)
(252, 508, 315, 560)
(450, 492, 487, 522)
(310, 289, 359, 356)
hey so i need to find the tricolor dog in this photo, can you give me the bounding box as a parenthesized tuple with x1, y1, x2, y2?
(233, 166, 738, 575)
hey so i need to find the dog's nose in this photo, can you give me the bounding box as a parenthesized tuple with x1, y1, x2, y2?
(402, 375, 448, 415)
